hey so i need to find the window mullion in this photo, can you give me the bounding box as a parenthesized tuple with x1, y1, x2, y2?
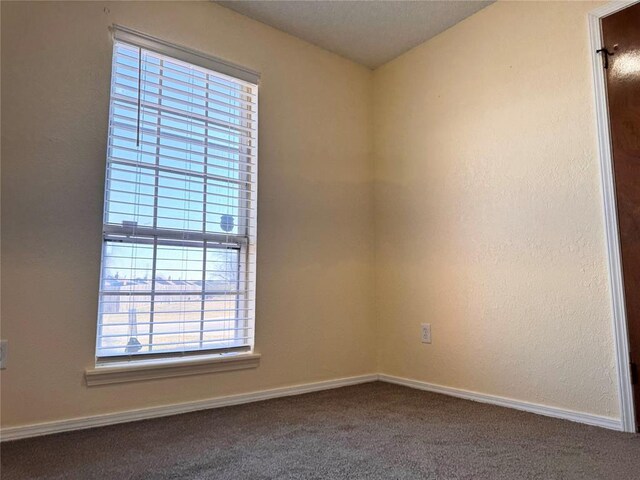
(148, 238, 158, 352)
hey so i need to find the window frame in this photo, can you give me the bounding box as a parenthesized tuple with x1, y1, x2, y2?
(94, 26, 259, 365)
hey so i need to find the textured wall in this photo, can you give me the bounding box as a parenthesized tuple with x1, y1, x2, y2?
(1, 0, 623, 430)
(372, 1, 620, 418)
(1, 1, 375, 428)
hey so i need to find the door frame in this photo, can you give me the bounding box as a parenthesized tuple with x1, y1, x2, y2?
(588, 0, 639, 433)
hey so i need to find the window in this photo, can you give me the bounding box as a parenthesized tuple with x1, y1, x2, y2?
(96, 26, 259, 361)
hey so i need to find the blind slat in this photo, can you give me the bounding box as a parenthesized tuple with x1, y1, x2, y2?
(106, 155, 256, 186)
(108, 147, 256, 179)
(113, 81, 255, 126)
(110, 119, 256, 160)
(112, 93, 255, 136)
(113, 67, 257, 112)
(112, 100, 256, 146)
(111, 110, 254, 151)
(113, 51, 259, 102)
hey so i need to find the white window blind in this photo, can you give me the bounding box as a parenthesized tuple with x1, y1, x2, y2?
(96, 27, 259, 360)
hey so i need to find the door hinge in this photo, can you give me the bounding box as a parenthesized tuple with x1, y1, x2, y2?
(631, 361, 638, 385)
(596, 47, 615, 69)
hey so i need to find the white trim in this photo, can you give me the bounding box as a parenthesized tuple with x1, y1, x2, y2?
(588, 0, 638, 433)
(588, 0, 638, 18)
(2, 373, 626, 442)
(85, 353, 261, 386)
(379, 375, 623, 431)
(0, 374, 378, 442)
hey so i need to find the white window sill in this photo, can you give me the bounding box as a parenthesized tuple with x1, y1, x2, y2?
(85, 353, 261, 386)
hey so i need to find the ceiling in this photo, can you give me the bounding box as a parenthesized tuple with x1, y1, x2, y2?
(216, 1, 494, 69)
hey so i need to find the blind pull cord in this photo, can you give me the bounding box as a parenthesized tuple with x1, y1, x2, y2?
(136, 47, 142, 146)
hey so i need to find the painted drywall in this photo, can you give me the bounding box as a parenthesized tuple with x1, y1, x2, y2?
(373, 0, 620, 418)
(1, 0, 624, 431)
(0, 1, 375, 428)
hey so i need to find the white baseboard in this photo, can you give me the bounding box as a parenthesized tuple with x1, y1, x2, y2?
(378, 374, 623, 431)
(0, 374, 378, 442)
(1, 373, 624, 441)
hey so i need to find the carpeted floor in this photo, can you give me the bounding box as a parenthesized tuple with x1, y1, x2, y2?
(1, 382, 639, 479)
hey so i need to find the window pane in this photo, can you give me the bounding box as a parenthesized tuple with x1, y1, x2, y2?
(155, 245, 203, 291)
(206, 247, 240, 290)
(101, 242, 154, 292)
(98, 294, 152, 357)
(97, 241, 246, 356)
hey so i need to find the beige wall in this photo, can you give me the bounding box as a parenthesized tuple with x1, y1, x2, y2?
(1, 0, 623, 430)
(1, 1, 376, 428)
(373, 0, 619, 418)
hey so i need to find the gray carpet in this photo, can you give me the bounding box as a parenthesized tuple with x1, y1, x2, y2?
(1, 382, 639, 479)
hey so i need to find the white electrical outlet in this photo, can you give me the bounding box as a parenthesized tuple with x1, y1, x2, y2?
(0, 340, 7, 369)
(421, 323, 431, 344)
